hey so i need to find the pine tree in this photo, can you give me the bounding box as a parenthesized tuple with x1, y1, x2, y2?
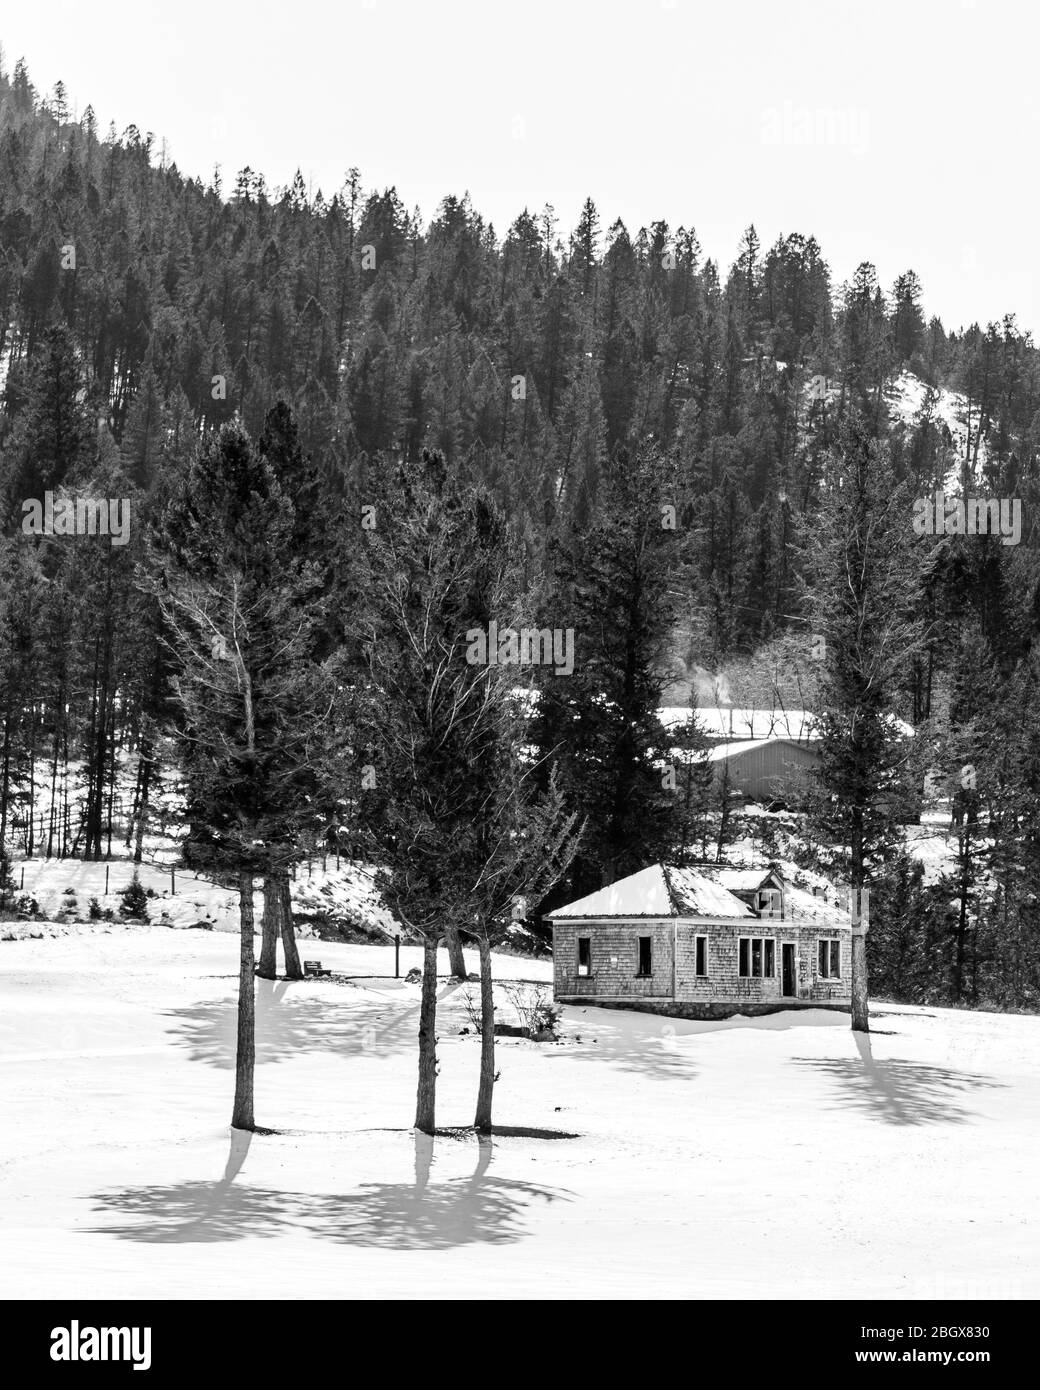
(801, 414, 926, 1031)
(891, 271, 925, 365)
(2, 325, 94, 524)
(354, 449, 578, 1132)
(150, 418, 335, 1128)
(119, 872, 149, 921)
(533, 447, 686, 902)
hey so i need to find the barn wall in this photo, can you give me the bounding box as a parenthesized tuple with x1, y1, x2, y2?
(714, 740, 819, 802)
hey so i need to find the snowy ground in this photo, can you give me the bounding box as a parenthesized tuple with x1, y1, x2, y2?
(3, 856, 395, 939)
(1, 926, 1036, 1300)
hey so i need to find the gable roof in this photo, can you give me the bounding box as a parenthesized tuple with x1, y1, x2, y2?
(706, 866, 784, 894)
(546, 864, 755, 921)
(703, 736, 818, 763)
(782, 883, 852, 926)
(546, 862, 853, 930)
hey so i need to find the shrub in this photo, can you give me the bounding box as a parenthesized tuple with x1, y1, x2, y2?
(528, 996, 563, 1040)
(88, 897, 104, 921)
(461, 988, 487, 1035)
(119, 874, 150, 922)
(503, 983, 562, 1040)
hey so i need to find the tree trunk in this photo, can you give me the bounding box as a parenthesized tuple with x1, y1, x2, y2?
(132, 735, 152, 866)
(444, 924, 468, 979)
(232, 871, 256, 1130)
(850, 816, 870, 1033)
(954, 827, 971, 1001)
(278, 874, 303, 979)
(414, 935, 439, 1134)
(851, 932, 870, 1033)
(258, 876, 279, 979)
(474, 934, 496, 1133)
(0, 711, 12, 853)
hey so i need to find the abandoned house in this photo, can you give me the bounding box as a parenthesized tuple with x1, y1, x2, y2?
(547, 863, 853, 1019)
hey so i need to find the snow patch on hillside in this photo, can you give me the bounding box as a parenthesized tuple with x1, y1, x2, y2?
(885, 369, 990, 489)
(5, 856, 399, 940)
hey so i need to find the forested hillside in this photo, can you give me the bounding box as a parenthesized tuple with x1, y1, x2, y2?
(3, 54, 1040, 1015)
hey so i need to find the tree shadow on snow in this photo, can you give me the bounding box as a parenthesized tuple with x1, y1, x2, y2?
(161, 977, 467, 1068)
(551, 1013, 700, 1081)
(87, 1130, 568, 1249)
(792, 1034, 1003, 1126)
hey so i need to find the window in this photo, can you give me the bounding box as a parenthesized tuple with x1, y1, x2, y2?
(577, 937, 591, 977)
(695, 935, 708, 977)
(739, 937, 776, 978)
(637, 936, 652, 976)
(818, 939, 841, 979)
(757, 888, 782, 916)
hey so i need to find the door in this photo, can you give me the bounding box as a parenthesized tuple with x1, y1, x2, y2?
(782, 943, 796, 997)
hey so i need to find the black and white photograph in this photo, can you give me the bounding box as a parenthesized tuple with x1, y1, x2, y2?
(0, 0, 1036, 1347)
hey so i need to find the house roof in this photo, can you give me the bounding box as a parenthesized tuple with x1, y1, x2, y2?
(706, 866, 783, 894)
(546, 864, 755, 921)
(547, 862, 853, 929)
(782, 884, 852, 926)
(702, 736, 815, 763)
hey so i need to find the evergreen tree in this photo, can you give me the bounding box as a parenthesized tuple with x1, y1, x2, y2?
(119, 871, 149, 921)
(533, 447, 686, 903)
(150, 418, 335, 1128)
(354, 449, 579, 1132)
(801, 414, 925, 1030)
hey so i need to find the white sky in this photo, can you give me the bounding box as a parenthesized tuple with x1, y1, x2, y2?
(3, 0, 1038, 336)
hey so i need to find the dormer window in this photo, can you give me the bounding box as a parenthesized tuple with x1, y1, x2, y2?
(757, 888, 782, 917)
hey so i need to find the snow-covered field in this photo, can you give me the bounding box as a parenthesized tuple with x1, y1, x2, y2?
(1, 926, 1036, 1300)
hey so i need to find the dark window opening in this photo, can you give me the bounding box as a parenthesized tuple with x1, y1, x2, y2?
(818, 939, 841, 979)
(739, 937, 776, 979)
(577, 937, 591, 977)
(637, 936, 652, 976)
(695, 935, 707, 977)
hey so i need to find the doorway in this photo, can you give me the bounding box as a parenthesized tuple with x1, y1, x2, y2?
(781, 943, 796, 997)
